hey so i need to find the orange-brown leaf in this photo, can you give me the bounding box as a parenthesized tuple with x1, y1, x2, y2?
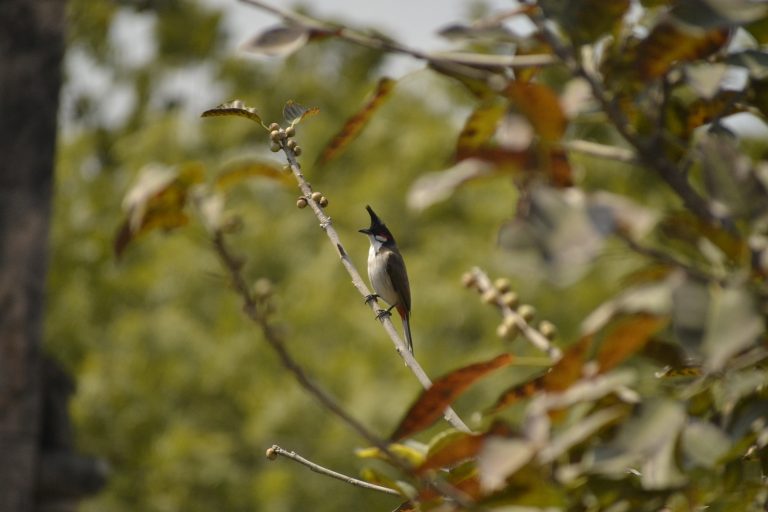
(418, 433, 485, 473)
(456, 103, 507, 159)
(505, 82, 566, 142)
(489, 336, 593, 413)
(636, 20, 729, 79)
(215, 159, 291, 189)
(596, 313, 670, 372)
(317, 77, 396, 165)
(390, 354, 514, 441)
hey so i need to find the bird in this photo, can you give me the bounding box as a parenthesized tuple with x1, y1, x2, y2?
(359, 205, 414, 354)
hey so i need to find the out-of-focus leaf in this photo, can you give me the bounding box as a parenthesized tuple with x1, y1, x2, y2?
(455, 102, 507, 159)
(505, 82, 566, 142)
(317, 78, 396, 165)
(674, 0, 768, 28)
(685, 63, 729, 98)
(726, 50, 768, 80)
(428, 60, 497, 100)
(499, 187, 655, 285)
(407, 159, 494, 212)
(283, 100, 319, 127)
(115, 163, 204, 258)
(746, 16, 768, 43)
(201, 100, 264, 126)
(593, 399, 687, 489)
(390, 354, 514, 441)
(659, 211, 749, 264)
(477, 438, 535, 492)
(489, 336, 592, 413)
(682, 419, 731, 468)
(437, 22, 516, 42)
(543, 0, 630, 45)
(538, 406, 626, 463)
(417, 432, 485, 473)
(596, 314, 670, 373)
(635, 19, 729, 79)
(240, 24, 310, 57)
(215, 159, 291, 189)
(699, 132, 768, 220)
(355, 443, 425, 467)
(417, 462, 482, 502)
(359, 467, 411, 496)
(703, 286, 764, 371)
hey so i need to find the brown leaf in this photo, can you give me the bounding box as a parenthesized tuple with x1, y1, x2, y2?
(115, 163, 204, 258)
(488, 336, 592, 413)
(505, 82, 566, 142)
(317, 77, 396, 165)
(456, 103, 507, 159)
(390, 354, 514, 441)
(636, 20, 729, 79)
(595, 313, 670, 372)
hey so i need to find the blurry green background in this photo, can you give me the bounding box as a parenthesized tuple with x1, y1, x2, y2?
(49, 1, 636, 510)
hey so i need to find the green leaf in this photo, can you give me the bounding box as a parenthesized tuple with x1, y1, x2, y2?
(682, 419, 731, 468)
(201, 100, 264, 126)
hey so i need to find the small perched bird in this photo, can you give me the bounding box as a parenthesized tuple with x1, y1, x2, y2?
(359, 205, 414, 354)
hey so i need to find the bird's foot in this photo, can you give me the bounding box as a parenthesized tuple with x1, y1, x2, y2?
(364, 293, 380, 305)
(375, 308, 392, 320)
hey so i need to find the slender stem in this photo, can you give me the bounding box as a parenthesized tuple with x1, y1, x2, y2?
(470, 267, 562, 361)
(280, 141, 472, 434)
(267, 445, 401, 496)
(212, 232, 389, 450)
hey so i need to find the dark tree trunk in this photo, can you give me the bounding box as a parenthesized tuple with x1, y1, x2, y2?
(0, 1, 79, 510)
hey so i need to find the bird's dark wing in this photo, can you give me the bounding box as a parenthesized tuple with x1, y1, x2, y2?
(386, 249, 411, 314)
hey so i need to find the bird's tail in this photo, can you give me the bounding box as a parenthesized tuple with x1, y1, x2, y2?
(402, 314, 414, 355)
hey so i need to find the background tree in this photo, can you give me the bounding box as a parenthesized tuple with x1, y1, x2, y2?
(52, 0, 768, 510)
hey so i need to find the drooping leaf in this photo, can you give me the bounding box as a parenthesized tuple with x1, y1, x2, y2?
(596, 314, 670, 373)
(317, 77, 396, 165)
(390, 354, 514, 441)
(455, 102, 508, 159)
(240, 24, 310, 57)
(538, 406, 626, 463)
(201, 100, 264, 126)
(215, 158, 292, 189)
(282, 100, 319, 127)
(635, 19, 729, 80)
(505, 81, 566, 142)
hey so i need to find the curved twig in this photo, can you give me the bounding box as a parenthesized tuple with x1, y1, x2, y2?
(266, 445, 401, 496)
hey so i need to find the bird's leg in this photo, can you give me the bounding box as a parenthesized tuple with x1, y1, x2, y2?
(375, 303, 397, 320)
(364, 293, 380, 305)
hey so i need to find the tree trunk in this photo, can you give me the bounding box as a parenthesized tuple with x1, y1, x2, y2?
(0, 0, 66, 510)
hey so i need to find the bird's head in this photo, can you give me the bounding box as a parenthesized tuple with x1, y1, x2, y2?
(358, 205, 396, 248)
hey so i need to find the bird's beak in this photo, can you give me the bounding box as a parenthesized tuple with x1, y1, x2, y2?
(358, 228, 371, 235)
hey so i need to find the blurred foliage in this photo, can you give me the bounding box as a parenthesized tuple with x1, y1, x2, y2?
(50, 0, 768, 511)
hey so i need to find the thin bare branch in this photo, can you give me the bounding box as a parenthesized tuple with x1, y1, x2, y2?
(562, 140, 636, 164)
(469, 267, 562, 361)
(239, 0, 554, 71)
(266, 445, 401, 496)
(212, 232, 388, 450)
